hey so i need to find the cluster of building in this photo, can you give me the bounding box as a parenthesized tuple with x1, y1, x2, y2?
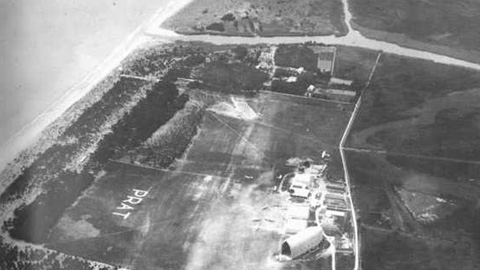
(264, 45, 358, 103)
(278, 154, 353, 261)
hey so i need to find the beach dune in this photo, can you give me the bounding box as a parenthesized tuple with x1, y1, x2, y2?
(0, 0, 193, 173)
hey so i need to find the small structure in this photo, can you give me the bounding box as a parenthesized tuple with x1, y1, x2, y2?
(289, 172, 312, 199)
(291, 172, 312, 186)
(329, 77, 353, 87)
(287, 204, 311, 220)
(281, 226, 324, 259)
(310, 164, 327, 175)
(306, 85, 316, 97)
(326, 209, 346, 217)
(313, 88, 356, 102)
(285, 218, 309, 234)
(289, 183, 310, 199)
(286, 76, 297, 83)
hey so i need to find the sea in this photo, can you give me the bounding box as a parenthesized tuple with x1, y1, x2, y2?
(0, 0, 175, 170)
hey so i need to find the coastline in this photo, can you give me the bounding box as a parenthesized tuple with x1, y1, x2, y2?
(0, 0, 194, 181)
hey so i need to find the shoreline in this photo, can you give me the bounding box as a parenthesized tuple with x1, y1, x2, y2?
(0, 0, 194, 178)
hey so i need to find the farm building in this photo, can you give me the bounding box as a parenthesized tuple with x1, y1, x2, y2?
(312, 88, 357, 102)
(329, 77, 353, 86)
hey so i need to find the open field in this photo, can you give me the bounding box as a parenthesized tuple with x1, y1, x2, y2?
(0, 41, 266, 246)
(0, 41, 365, 269)
(333, 46, 379, 83)
(360, 227, 480, 270)
(349, 0, 480, 64)
(35, 90, 352, 269)
(347, 150, 480, 270)
(162, 0, 347, 36)
(344, 52, 480, 270)
(347, 53, 480, 162)
(180, 90, 353, 172)
(46, 162, 227, 269)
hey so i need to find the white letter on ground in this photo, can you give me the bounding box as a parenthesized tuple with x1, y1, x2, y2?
(113, 212, 131, 220)
(123, 196, 143, 205)
(133, 189, 149, 198)
(117, 202, 134, 210)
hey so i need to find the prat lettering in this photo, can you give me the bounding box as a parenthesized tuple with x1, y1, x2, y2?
(112, 189, 149, 220)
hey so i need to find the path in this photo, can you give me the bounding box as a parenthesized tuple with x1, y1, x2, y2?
(338, 51, 382, 270)
(146, 0, 480, 72)
(3, 0, 480, 269)
(343, 147, 480, 165)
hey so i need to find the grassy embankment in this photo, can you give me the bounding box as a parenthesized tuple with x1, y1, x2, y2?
(349, 0, 480, 64)
(162, 0, 347, 37)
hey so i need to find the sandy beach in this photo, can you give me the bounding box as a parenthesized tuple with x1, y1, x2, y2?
(0, 0, 193, 173)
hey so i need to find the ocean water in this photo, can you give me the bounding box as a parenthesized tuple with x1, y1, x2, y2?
(0, 0, 171, 146)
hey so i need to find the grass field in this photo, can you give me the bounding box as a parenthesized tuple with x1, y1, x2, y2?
(1, 41, 363, 269)
(333, 46, 379, 83)
(349, 0, 480, 63)
(347, 150, 480, 270)
(162, 0, 347, 36)
(348, 54, 480, 162)
(344, 52, 480, 270)
(42, 89, 351, 269)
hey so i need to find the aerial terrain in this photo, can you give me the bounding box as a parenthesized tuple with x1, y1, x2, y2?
(348, 0, 480, 63)
(1, 0, 480, 270)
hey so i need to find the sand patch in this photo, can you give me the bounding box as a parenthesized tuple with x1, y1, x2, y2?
(54, 215, 100, 241)
(208, 97, 258, 120)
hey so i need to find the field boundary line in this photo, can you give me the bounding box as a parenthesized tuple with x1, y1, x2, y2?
(344, 147, 480, 165)
(259, 90, 354, 105)
(109, 159, 232, 179)
(250, 120, 338, 148)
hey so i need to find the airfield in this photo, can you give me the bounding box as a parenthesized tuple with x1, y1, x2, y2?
(43, 90, 352, 270)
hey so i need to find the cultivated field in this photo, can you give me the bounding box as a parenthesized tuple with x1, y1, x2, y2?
(333, 46, 379, 83)
(162, 0, 347, 36)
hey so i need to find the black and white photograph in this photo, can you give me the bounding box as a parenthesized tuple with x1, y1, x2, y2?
(1, 0, 480, 269)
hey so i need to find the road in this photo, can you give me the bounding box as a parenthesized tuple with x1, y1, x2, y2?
(338, 52, 382, 270)
(3, 0, 480, 269)
(146, 0, 480, 72)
